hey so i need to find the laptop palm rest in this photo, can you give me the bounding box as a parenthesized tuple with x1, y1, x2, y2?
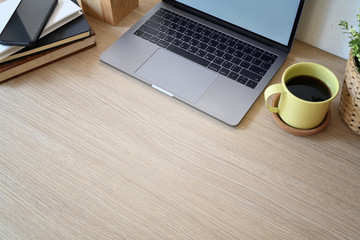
(135, 49, 217, 103)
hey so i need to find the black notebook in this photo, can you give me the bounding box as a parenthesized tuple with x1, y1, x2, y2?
(0, 13, 91, 63)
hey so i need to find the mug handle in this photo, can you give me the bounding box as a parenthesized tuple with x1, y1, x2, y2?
(264, 83, 285, 113)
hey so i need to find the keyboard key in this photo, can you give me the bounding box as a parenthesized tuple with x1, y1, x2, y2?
(208, 39, 219, 47)
(231, 57, 241, 65)
(150, 36, 160, 44)
(228, 72, 239, 81)
(231, 65, 242, 73)
(162, 19, 171, 26)
(157, 40, 169, 48)
(243, 47, 253, 54)
(252, 59, 262, 66)
(235, 43, 245, 51)
(234, 51, 244, 58)
(163, 13, 173, 19)
(225, 47, 235, 54)
(217, 43, 227, 50)
(192, 33, 202, 40)
(240, 61, 250, 69)
(169, 23, 179, 29)
(240, 69, 262, 82)
(155, 9, 166, 17)
(258, 48, 265, 54)
(165, 28, 176, 35)
(134, 29, 144, 36)
(200, 36, 210, 43)
(167, 44, 210, 67)
(189, 39, 200, 46)
(177, 26, 186, 33)
(193, 26, 203, 33)
(219, 68, 230, 76)
(150, 15, 163, 23)
(218, 36, 228, 43)
(214, 50, 225, 57)
(198, 42, 208, 50)
(201, 29, 212, 36)
(261, 62, 271, 70)
(164, 35, 175, 43)
(184, 29, 194, 37)
(141, 32, 152, 40)
(237, 76, 248, 84)
(243, 54, 253, 62)
(246, 80, 258, 89)
(251, 50, 262, 58)
(156, 32, 167, 39)
(178, 20, 188, 26)
(145, 20, 161, 29)
(188, 46, 199, 54)
(214, 57, 224, 65)
(180, 42, 190, 50)
(249, 65, 266, 76)
(181, 35, 191, 42)
(268, 53, 278, 58)
(205, 46, 216, 53)
(171, 16, 181, 23)
(223, 53, 233, 61)
(140, 24, 159, 35)
(173, 32, 184, 39)
(208, 63, 221, 72)
(222, 61, 233, 69)
(209, 32, 220, 40)
(186, 23, 196, 29)
(226, 40, 236, 47)
(260, 54, 277, 64)
(196, 50, 207, 57)
(158, 25, 168, 32)
(205, 53, 216, 61)
(172, 39, 182, 46)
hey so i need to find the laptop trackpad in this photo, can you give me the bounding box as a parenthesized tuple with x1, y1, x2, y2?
(135, 49, 218, 103)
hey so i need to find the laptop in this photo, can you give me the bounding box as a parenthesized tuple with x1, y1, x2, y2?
(100, 0, 305, 126)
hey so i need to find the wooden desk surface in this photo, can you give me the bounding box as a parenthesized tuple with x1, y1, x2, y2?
(1, 1, 359, 239)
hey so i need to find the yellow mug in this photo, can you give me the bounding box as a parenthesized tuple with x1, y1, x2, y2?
(264, 62, 339, 129)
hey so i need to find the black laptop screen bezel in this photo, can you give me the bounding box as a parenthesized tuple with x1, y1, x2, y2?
(163, 0, 305, 53)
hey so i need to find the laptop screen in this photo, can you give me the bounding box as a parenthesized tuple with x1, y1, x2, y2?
(174, 0, 302, 47)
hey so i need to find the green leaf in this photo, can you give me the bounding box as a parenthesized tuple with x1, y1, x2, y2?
(340, 9, 360, 61)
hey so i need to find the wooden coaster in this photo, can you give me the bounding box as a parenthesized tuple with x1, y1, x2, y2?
(270, 94, 331, 136)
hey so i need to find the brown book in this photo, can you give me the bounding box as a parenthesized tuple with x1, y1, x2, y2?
(0, 13, 92, 64)
(0, 30, 95, 83)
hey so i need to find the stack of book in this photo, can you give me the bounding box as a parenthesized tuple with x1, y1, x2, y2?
(0, 0, 96, 83)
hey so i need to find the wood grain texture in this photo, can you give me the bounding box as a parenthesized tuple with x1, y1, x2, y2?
(1, 1, 359, 239)
(81, 0, 139, 25)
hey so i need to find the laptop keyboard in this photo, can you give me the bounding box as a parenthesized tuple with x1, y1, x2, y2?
(133, 8, 278, 89)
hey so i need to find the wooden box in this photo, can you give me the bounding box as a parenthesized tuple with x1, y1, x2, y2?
(81, 0, 139, 25)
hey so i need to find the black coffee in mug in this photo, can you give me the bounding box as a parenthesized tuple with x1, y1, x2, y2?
(285, 75, 331, 102)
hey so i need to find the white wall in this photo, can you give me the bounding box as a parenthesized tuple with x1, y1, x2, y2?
(295, 0, 360, 59)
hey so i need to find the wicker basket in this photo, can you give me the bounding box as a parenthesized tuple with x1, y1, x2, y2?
(339, 55, 360, 135)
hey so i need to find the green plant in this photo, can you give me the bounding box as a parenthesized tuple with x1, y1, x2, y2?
(339, 10, 360, 72)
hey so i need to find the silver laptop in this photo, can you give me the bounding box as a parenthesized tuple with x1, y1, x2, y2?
(100, 0, 305, 126)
